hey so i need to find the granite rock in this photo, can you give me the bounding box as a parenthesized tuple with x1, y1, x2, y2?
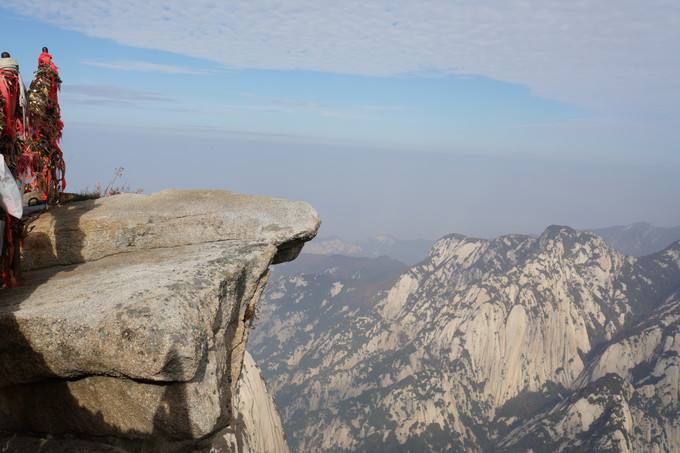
(0, 190, 319, 451)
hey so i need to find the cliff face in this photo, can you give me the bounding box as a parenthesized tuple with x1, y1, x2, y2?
(0, 190, 319, 452)
(498, 290, 680, 452)
(250, 227, 680, 451)
(227, 352, 290, 453)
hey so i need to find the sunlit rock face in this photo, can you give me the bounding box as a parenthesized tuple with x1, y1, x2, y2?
(251, 226, 680, 452)
(0, 189, 319, 453)
(228, 352, 290, 453)
(498, 291, 680, 452)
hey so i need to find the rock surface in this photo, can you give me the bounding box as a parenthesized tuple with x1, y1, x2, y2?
(499, 291, 680, 452)
(21, 189, 318, 270)
(0, 190, 319, 452)
(230, 352, 290, 453)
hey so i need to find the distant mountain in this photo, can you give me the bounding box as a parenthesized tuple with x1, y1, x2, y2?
(250, 226, 680, 452)
(361, 234, 436, 265)
(269, 252, 408, 281)
(306, 224, 680, 264)
(589, 222, 680, 256)
(303, 234, 434, 265)
(301, 236, 365, 257)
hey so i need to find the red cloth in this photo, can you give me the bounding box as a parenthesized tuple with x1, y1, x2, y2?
(38, 52, 61, 115)
(30, 51, 67, 196)
(38, 51, 58, 72)
(0, 69, 20, 139)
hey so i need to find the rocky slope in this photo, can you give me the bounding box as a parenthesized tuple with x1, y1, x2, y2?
(498, 290, 680, 452)
(249, 254, 407, 406)
(250, 226, 680, 451)
(0, 189, 319, 452)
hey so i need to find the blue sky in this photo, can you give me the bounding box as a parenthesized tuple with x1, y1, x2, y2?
(0, 7, 589, 153)
(1, 2, 679, 240)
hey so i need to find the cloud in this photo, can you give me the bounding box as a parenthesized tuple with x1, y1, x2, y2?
(82, 60, 215, 75)
(228, 95, 381, 120)
(5, 1, 680, 114)
(62, 84, 175, 106)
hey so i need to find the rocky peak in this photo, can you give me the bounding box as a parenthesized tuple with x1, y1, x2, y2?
(539, 223, 578, 241)
(250, 224, 680, 451)
(660, 239, 680, 257)
(537, 225, 613, 261)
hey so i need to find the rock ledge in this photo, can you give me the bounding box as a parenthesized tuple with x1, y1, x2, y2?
(0, 189, 319, 452)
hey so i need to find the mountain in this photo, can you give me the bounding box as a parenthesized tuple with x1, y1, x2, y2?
(249, 226, 680, 452)
(304, 223, 680, 264)
(249, 253, 407, 385)
(497, 291, 680, 452)
(301, 237, 365, 257)
(303, 234, 434, 265)
(589, 222, 680, 257)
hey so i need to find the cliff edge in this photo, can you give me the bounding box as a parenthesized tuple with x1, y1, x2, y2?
(0, 189, 319, 452)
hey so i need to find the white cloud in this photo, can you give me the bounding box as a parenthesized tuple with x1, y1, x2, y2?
(229, 93, 384, 120)
(82, 60, 215, 75)
(62, 84, 175, 105)
(6, 1, 680, 113)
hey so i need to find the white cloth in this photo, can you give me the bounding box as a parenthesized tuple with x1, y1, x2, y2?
(0, 155, 23, 219)
(0, 57, 18, 71)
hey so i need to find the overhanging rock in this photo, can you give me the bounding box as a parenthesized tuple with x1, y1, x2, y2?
(0, 190, 319, 452)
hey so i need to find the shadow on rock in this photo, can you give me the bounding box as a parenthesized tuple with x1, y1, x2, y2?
(0, 200, 197, 452)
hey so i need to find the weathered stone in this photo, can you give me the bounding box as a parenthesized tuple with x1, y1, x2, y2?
(231, 352, 290, 453)
(1, 241, 273, 385)
(0, 354, 290, 453)
(21, 189, 320, 271)
(0, 190, 319, 451)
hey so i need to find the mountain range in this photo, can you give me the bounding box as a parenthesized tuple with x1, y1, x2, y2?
(302, 234, 434, 266)
(303, 222, 680, 271)
(249, 225, 680, 452)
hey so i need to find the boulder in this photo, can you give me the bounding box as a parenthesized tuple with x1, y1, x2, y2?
(0, 190, 319, 452)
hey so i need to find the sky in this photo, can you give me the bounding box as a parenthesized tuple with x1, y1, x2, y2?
(1, 1, 679, 240)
